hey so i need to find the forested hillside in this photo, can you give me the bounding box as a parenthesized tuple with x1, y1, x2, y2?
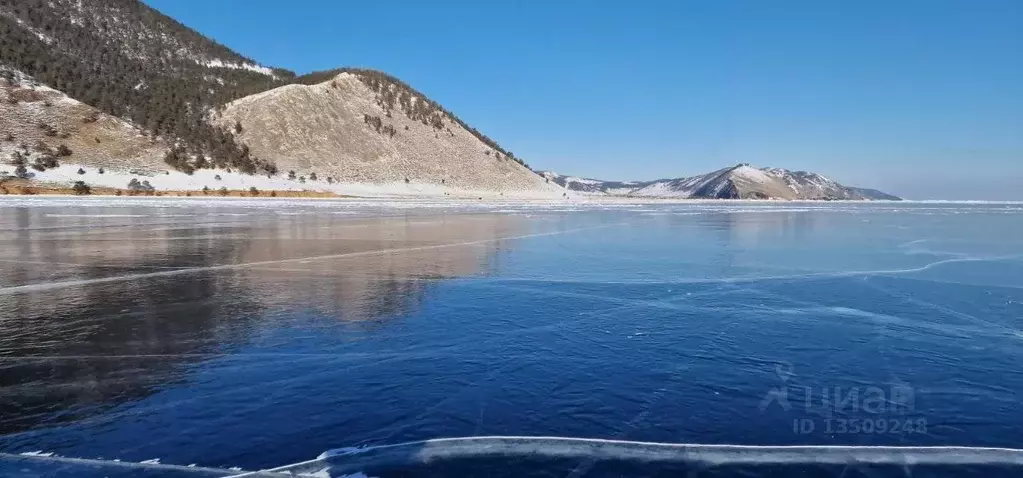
(0, 0, 293, 174)
(0, 0, 561, 197)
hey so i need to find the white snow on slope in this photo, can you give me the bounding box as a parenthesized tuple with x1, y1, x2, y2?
(203, 59, 275, 77)
(629, 181, 689, 197)
(17, 164, 561, 199)
(564, 177, 602, 186)
(730, 165, 774, 184)
(0, 10, 54, 44)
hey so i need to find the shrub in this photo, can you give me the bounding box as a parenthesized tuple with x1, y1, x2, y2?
(72, 181, 91, 195)
(202, 185, 210, 194)
(9, 151, 25, 166)
(309, 172, 318, 181)
(77, 168, 86, 175)
(234, 120, 243, 134)
(32, 154, 59, 171)
(270, 190, 277, 197)
(218, 186, 229, 196)
(214, 174, 222, 181)
(288, 170, 296, 180)
(249, 186, 259, 196)
(127, 178, 155, 193)
(98, 167, 105, 174)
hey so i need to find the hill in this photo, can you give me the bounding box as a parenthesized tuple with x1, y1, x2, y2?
(0, 0, 561, 196)
(215, 71, 559, 195)
(0, 1, 898, 200)
(630, 164, 899, 200)
(0, 68, 170, 180)
(0, 0, 290, 175)
(537, 171, 652, 194)
(540, 164, 900, 200)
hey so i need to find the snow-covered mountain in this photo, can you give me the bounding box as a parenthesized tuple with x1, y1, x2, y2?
(540, 164, 900, 200)
(537, 171, 652, 194)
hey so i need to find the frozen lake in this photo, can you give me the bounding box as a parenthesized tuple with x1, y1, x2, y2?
(1, 198, 1022, 477)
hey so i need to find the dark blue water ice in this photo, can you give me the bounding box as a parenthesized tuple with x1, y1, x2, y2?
(0, 199, 1021, 477)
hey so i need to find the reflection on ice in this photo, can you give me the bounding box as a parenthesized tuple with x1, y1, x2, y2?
(0, 209, 539, 435)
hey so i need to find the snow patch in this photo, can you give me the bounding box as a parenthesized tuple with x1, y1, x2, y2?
(24, 164, 563, 198)
(203, 59, 275, 77)
(564, 176, 602, 186)
(730, 165, 774, 185)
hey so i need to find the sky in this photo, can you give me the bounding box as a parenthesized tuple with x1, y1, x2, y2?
(145, 0, 1022, 200)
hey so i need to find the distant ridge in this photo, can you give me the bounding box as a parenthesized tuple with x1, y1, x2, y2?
(538, 164, 900, 200)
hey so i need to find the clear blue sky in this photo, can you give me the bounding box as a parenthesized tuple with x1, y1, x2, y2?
(146, 0, 1022, 200)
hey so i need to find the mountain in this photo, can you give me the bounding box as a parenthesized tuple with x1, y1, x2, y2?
(0, 1, 898, 200)
(632, 164, 899, 200)
(0, 0, 290, 175)
(537, 171, 653, 194)
(845, 187, 902, 201)
(215, 70, 558, 195)
(542, 164, 900, 200)
(0, 0, 556, 196)
(0, 68, 170, 178)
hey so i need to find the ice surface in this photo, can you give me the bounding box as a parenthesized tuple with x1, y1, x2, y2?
(2, 200, 1022, 477)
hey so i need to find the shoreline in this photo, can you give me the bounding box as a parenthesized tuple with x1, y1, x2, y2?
(0, 190, 1016, 205)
